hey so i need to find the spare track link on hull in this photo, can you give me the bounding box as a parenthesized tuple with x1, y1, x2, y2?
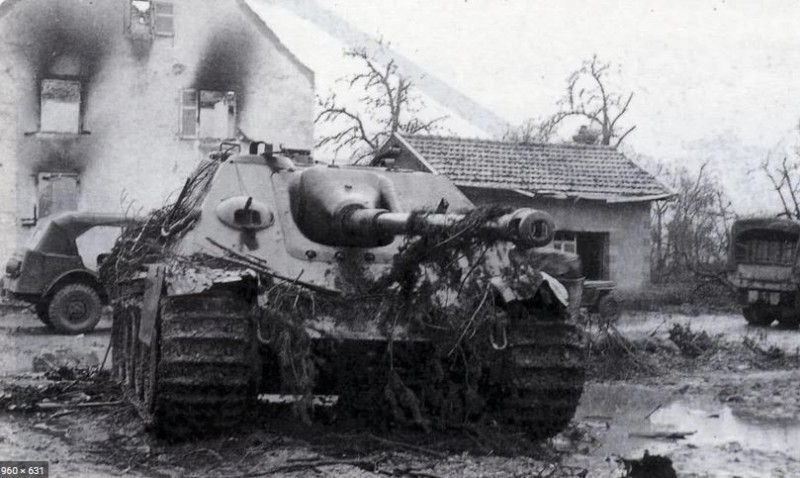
(493, 315, 586, 440)
(114, 293, 258, 439)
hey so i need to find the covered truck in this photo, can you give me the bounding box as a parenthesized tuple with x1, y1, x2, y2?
(729, 217, 800, 327)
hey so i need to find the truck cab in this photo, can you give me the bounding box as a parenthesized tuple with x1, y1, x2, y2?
(729, 217, 800, 327)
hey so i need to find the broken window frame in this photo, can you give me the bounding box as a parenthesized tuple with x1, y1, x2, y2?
(179, 88, 237, 140)
(39, 77, 84, 134)
(126, 0, 175, 38)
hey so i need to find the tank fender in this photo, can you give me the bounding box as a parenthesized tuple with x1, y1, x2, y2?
(489, 271, 569, 307)
(43, 270, 106, 303)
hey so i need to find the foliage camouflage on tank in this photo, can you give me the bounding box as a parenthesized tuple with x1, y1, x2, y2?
(101, 143, 586, 440)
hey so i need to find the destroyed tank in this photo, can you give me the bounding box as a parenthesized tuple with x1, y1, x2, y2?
(103, 142, 586, 440)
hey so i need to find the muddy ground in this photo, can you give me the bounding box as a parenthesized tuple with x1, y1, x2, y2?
(0, 308, 799, 477)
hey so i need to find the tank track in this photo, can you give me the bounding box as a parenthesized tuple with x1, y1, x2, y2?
(113, 293, 258, 439)
(488, 309, 586, 440)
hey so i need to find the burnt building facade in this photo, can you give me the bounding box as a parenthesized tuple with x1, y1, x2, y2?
(0, 0, 314, 265)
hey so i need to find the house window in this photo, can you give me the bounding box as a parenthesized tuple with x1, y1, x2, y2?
(128, 1, 174, 37)
(38, 173, 79, 218)
(40, 79, 81, 134)
(180, 89, 237, 139)
(553, 231, 577, 254)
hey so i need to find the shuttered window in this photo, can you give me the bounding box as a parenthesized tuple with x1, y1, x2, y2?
(153, 2, 175, 36)
(180, 89, 198, 138)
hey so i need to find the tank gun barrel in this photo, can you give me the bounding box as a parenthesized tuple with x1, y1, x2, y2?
(342, 207, 555, 249)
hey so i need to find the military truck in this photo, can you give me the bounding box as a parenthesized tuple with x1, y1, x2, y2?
(103, 143, 587, 440)
(729, 217, 800, 327)
(3, 212, 135, 334)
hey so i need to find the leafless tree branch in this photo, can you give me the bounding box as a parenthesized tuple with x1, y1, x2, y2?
(315, 44, 446, 162)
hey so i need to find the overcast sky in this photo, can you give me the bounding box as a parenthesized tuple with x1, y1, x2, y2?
(251, 0, 800, 215)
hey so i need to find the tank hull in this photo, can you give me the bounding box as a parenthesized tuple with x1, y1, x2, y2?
(105, 149, 588, 440)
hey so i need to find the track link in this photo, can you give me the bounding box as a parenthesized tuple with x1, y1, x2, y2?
(113, 293, 258, 439)
(489, 309, 586, 440)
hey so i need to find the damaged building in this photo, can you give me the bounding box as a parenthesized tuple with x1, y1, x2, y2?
(0, 0, 314, 265)
(374, 134, 674, 292)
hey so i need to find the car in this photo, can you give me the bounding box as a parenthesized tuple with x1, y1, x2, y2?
(2, 212, 134, 334)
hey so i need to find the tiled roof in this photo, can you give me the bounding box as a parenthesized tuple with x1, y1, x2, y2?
(397, 134, 672, 201)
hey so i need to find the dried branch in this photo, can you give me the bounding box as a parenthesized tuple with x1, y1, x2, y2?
(315, 44, 446, 162)
(524, 54, 636, 146)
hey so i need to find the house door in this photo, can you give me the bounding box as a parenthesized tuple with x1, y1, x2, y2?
(576, 232, 609, 280)
(38, 172, 79, 218)
(554, 230, 609, 280)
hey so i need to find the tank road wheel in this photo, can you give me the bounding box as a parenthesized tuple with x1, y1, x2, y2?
(488, 303, 586, 441)
(742, 306, 774, 327)
(151, 293, 259, 440)
(47, 283, 103, 334)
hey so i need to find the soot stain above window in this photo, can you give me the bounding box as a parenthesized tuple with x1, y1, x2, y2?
(192, 28, 256, 112)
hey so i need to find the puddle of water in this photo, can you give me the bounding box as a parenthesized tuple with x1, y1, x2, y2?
(575, 383, 800, 459)
(650, 401, 800, 455)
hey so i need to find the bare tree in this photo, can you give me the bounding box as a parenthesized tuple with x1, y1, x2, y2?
(761, 153, 800, 219)
(546, 55, 636, 147)
(502, 117, 554, 144)
(315, 46, 445, 162)
(650, 160, 735, 283)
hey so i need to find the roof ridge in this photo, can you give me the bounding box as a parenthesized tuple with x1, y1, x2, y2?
(401, 132, 620, 151)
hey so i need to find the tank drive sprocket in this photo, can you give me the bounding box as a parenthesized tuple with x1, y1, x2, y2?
(489, 303, 586, 440)
(113, 293, 259, 438)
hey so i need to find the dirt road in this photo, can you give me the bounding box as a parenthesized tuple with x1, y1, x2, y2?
(0, 308, 798, 477)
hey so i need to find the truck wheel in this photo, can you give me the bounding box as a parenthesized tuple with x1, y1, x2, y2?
(35, 301, 53, 328)
(47, 283, 103, 334)
(777, 308, 800, 329)
(742, 306, 773, 327)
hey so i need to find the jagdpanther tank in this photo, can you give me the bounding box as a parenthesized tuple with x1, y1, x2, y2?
(102, 142, 586, 440)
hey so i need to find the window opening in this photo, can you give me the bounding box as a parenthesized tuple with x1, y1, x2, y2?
(736, 238, 797, 265)
(40, 79, 81, 134)
(129, 0, 152, 36)
(553, 231, 577, 254)
(128, 1, 174, 37)
(37, 173, 79, 218)
(180, 89, 237, 140)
